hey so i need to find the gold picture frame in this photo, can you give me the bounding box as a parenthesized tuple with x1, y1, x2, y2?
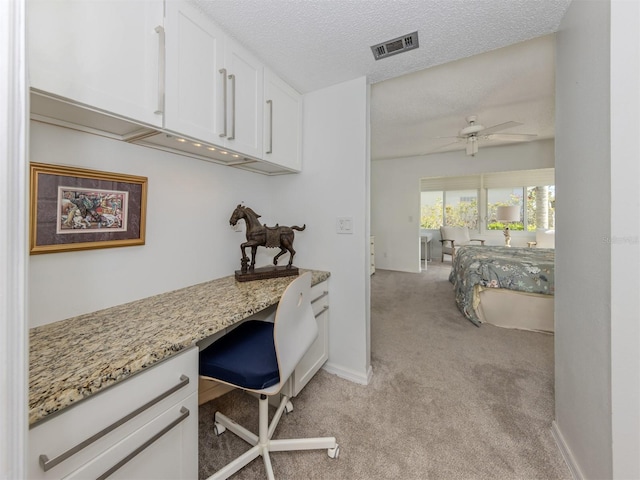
(30, 162, 148, 254)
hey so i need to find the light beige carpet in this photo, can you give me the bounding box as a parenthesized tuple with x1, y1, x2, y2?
(199, 263, 570, 479)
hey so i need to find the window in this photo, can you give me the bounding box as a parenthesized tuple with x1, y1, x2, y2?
(421, 169, 555, 233)
(485, 185, 555, 231)
(444, 190, 478, 228)
(420, 191, 443, 229)
(526, 185, 555, 230)
(420, 190, 478, 229)
(487, 187, 524, 230)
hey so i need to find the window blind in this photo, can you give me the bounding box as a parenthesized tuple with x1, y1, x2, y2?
(482, 168, 555, 188)
(420, 168, 554, 191)
(420, 175, 481, 191)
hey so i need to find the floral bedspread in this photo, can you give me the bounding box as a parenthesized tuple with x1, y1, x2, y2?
(449, 245, 555, 326)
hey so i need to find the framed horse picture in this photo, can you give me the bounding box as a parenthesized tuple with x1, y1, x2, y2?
(29, 162, 147, 254)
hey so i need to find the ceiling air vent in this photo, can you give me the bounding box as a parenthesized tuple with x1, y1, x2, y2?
(371, 31, 419, 61)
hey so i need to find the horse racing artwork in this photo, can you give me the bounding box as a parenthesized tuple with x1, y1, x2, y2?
(229, 204, 306, 281)
(30, 163, 147, 254)
(57, 187, 127, 234)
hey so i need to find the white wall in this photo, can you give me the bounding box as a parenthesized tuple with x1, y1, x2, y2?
(272, 77, 371, 383)
(610, 2, 640, 478)
(371, 139, 554, 272)
(554, 0, 613, 478)
(28, 77, 372, 386)
(28, 121, 274, 326)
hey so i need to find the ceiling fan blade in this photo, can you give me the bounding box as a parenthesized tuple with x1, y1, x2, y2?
(484, 133, 538, 142)
(480, 121, 523, 135)
(432, 135, 465, 140)
(437, 140, 462, 150)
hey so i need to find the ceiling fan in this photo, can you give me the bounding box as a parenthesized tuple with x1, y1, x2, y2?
(440, 115, 537, 157)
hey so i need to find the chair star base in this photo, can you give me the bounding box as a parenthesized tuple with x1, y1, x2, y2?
(206, 393, 339, 480)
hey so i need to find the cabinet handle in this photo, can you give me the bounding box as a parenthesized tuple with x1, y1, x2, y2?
(96, 406, 190, 480)
(154, 25, 165, 115)
(266, 99, 273, 154)
(219, 68, 228, 138)
(38, 374, 190, 472)
(315, 306, 329, 318)
(228, 73, 236, 140)
(311, 291, 329, 304)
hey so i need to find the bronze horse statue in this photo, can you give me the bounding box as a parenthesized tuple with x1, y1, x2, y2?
(229, 205, 306, 272)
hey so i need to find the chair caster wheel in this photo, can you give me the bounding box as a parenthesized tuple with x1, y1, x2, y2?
(213, 423, 226, 436)
(328, 444, 340, 459)
(285, 400, 294, 414)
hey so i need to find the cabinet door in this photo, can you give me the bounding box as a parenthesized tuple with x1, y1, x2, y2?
(164, 0, 225, 143)
(223, 38, 264, 159)
(264, 69, 302, 171)
(28, 0, 163, 127)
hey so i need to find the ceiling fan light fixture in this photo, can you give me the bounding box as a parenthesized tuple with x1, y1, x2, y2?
(466, 136, 479, 156)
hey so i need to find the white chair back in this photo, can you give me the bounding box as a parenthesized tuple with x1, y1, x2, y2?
(536, 229, 555, 248)
(273, 272, 318, 388)
(440, 226, 471, 244)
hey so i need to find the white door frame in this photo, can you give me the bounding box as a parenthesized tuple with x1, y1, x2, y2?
(0, 0, 28, 478)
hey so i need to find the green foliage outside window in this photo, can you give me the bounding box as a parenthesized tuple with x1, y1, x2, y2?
(421, 197, 443, 229)
(445, 198, 478, 229)
(421, 186, 554, 232)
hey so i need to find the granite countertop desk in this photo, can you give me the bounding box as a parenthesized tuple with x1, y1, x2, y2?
(29, 269, 330, 427)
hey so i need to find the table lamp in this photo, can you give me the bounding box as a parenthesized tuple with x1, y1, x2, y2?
(496, 205, 520, 247)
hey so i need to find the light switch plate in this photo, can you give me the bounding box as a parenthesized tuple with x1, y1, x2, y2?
(336, 217, 353, 234)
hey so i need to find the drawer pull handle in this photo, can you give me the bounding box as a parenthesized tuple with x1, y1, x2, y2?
(96, 406, 190, 480)
(39, 374, 190, 472)
(314, 306, 329, 319)
(311, 291, 329, 304)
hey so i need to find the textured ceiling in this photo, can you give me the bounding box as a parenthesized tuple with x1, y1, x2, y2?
(371, 34, 557, 160)
(193, 0, 571, 160)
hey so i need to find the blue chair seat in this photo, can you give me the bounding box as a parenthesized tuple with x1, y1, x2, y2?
(199, 320, 280, 390)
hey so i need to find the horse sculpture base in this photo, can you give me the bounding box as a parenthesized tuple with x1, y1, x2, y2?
(235, 265, 299, 283)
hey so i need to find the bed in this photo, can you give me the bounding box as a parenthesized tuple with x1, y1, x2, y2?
(449, 245, 555, 332)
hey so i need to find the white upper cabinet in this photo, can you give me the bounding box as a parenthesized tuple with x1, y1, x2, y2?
(28, 0, 164, 127)
(263, 68, 302, 172)
(28, 0, 300, 174)
(164, 0, 224, 143)
(164, 1, 263, 159)
(222, 38, 264, 159)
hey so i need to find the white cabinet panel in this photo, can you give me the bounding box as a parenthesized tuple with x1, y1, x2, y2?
(292, 281, 329, 396)
(28, 348, 198, 480)
(28, 0, 164, 127)
(163, 2, 263, 160)
(223, 38, 264, 159)
(263, 69, 302, 172)
(164, 0, 224, 143)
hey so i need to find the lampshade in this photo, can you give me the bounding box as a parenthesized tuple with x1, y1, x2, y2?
(496, 205, 520, 222)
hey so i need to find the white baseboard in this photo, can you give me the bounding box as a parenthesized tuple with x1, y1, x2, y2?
(322, 362, 373, 385)
(552, 421, 585, 480)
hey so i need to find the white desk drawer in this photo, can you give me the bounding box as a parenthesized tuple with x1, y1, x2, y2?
(29, 347, 198, 479)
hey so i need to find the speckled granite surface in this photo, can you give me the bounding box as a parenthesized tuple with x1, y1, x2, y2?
(29, 269, 330, 426)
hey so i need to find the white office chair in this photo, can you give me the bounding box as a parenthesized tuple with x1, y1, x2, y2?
(199, 272, 339, 480)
